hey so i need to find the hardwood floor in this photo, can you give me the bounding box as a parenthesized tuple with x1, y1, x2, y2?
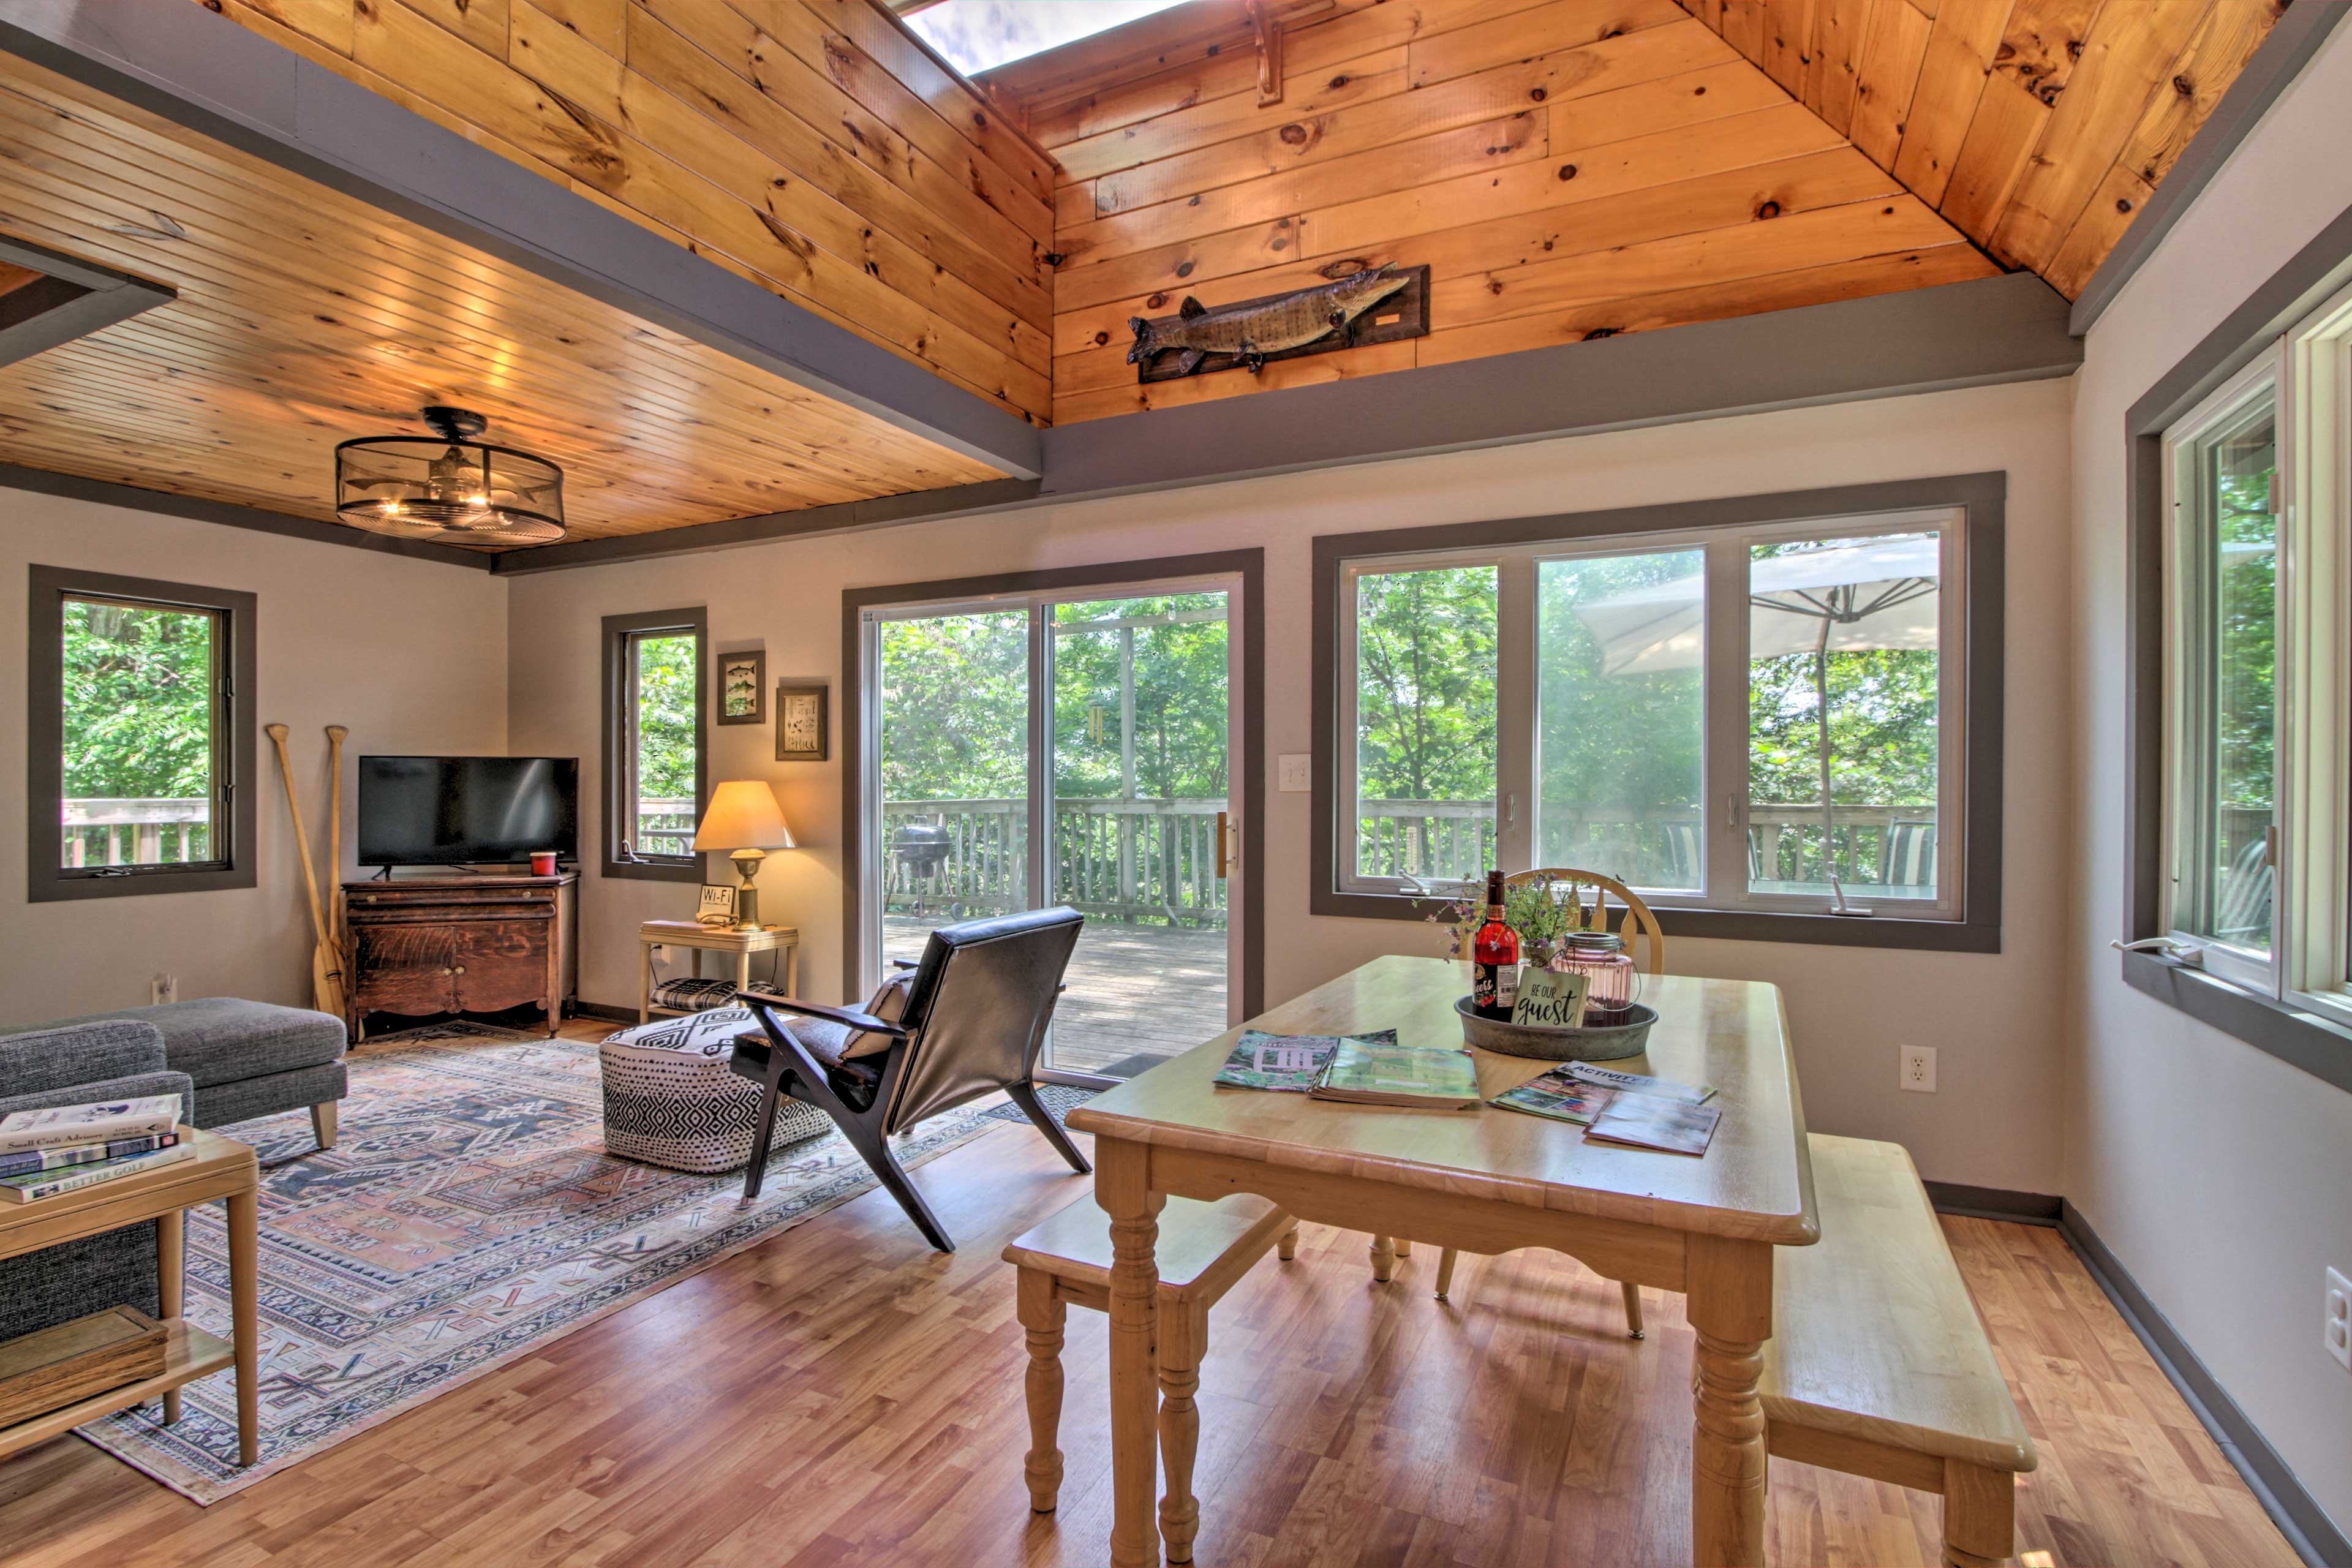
(0, 1031, 2301, 1567)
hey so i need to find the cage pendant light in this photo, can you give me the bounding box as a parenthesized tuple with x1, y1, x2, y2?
(335, 405, 565, 546)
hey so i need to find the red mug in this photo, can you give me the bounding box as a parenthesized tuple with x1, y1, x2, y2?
(529, 851, 558, 876)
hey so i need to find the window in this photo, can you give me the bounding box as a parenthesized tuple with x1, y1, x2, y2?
(28, 566, 256, 901)
(905, 1, 1191, 77)
(1313, 477, 2003, 950)
(2159, 280, 2352, 1015)
(601, 608, 707, 882)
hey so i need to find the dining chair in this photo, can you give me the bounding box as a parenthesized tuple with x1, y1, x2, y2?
(731, 905, 1089, 1252)
(1388, 868, 1664, 1335)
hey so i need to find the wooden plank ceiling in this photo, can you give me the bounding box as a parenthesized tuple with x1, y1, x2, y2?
(1680, 0, 2287, 296)
(993, 0, 2283, 426)
(198, 0, 1057, 426)
(0, 46, 1003, 545)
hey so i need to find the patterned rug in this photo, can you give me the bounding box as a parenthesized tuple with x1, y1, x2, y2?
(78, 1022, 1001, 1504)
(981, 1080, 1099, 1130)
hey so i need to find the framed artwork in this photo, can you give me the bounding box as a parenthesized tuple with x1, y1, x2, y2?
(775, 682, 829, 762)
(716, 649, 765, 725)
(696, 883, 739, 925)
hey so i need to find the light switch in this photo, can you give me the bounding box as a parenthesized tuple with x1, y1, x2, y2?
(1278, 754, 1312, 792)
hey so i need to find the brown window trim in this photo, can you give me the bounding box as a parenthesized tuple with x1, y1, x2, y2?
(840, 550, 1266, 1017)
(2119, 195, 2352, 1097)
(28, 565, 257, 902)
(1309, 475, 2007, 954)
(601, 607, 708, 884)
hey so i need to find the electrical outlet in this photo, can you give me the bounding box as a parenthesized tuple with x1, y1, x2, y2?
(1900, 1045, 1937, 1093)
(2327, 1267, 2352, 1371)
(150, 973, 178, 1006)
(1278, 753, 1313, 793)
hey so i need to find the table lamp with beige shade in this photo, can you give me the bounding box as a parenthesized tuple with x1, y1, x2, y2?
(693, 780, 794, 931)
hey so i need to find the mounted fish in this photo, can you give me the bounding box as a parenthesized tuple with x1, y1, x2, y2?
(1127, 264, 1420, 379)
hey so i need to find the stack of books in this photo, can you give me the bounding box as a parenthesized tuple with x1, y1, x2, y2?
(0, 1096, 189, 1204)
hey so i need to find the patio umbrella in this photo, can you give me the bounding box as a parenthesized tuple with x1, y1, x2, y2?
(1571, 536, 1941, 874)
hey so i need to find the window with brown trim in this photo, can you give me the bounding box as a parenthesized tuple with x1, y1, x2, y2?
(601, 608, 707, 882)
(1311, 476, 2005, 953)
(28, 565, 257, 902)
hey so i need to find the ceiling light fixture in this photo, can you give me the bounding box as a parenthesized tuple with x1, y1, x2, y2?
(334, 405, 565, 546)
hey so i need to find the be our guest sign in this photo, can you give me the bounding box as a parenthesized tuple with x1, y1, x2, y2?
(1511, 967, 1590, 1028)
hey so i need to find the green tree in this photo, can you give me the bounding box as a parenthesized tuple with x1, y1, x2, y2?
(1354, 567, 1498, 801)
(633, 633, 699, 799)
(61, 601, 216, 800)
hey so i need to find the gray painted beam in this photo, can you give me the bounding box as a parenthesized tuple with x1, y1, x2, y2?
(494, 270, 2081, 571)
(491, 478, 1045, 574)
(1041, 272, 2078, 501)
(0, 0, 1044, 481)
(2069, 1, 2351, 338)
(0, 232, 175, 371)
(0, 464, 495, 570)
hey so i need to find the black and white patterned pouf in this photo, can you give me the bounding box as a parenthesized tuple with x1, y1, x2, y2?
(598, 1007, 832, 1174)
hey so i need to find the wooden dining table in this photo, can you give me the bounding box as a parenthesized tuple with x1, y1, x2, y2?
(1063, 955, 1819, 1568)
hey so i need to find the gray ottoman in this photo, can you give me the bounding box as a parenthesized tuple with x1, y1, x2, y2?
(24, 998, 349, 1142)
(600, 1007, 831, 1174)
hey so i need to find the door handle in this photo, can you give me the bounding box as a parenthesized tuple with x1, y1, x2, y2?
(1216, 811, 1231, 880)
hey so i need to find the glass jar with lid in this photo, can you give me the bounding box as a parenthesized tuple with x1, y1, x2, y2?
(1558, 930, 1641, 1022)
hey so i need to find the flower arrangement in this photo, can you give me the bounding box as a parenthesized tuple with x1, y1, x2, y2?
(1419, 873, 1585, 967)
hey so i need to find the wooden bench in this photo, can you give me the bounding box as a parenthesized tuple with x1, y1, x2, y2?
(1005, 1193, 1297, 1565)
(1766, 1135, 2038, 1567)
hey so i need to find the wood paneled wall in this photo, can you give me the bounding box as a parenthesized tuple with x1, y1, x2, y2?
(1027, 0, 1998, 426)
(1679, 0, 2288, 299)
(198, 0, 1059, 424)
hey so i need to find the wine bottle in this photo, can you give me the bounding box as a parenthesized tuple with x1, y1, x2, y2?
(1471, 870, 1521, 1020)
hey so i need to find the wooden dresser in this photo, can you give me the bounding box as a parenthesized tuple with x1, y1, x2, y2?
(340, 872, 578, 1039)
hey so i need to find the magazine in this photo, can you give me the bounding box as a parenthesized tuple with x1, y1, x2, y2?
(1309, 1037, 1481, 1109)
(1583, 1096, 1722, 1156)
(1490, 1070, 1616, 1125)
(0, 1095, 181, 1156)
(0, 1133, 177, 1180)
(0, 1144, 195, 1203)
(1556, 1061, 1717, 1105)
(1213, 1029, 1396, 1092)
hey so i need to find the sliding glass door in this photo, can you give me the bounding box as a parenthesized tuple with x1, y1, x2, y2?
(865, 576, 1238, 1082)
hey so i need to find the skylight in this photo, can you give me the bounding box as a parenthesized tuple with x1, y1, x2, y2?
(905, 1, 1193, 79)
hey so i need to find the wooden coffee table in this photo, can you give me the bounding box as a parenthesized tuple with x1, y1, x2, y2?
(0, 1126, 259, 1465)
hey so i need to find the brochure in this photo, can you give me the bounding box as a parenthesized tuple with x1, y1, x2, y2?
(1309, 1037, 1481, 1109)
(1213, 1029, 1396, 1092)
(1583, 1096, 1722, 1156)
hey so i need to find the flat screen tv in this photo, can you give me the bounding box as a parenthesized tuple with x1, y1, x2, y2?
(358, 756, 578, 868)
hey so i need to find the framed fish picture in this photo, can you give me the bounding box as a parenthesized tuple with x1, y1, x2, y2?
(775, 682, 829, 762)
(716, 649, 764, 725)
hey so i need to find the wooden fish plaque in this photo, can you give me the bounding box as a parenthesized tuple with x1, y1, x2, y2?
(1131, 265, 1430, 385)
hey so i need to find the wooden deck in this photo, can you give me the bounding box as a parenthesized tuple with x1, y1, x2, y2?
(884, 916, 1228, 1077)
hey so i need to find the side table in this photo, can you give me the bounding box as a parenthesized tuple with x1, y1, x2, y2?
(0, 1126, 259, 1465)
(639, 920, 801, 1023)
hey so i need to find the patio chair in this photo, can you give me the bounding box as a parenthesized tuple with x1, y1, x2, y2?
(2214, 835, 2275, 942)
(731, 906, 1090, 1251)
(1381, 868, 1662, 1335)
(1880, 820, 1938, 895)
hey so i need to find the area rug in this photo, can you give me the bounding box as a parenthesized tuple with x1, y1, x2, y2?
(78, 1022, 1001, 1504)
(982, 1081, 1099, 1131)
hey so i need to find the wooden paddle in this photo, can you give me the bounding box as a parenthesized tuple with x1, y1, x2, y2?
(266, 723, 347, 1019)
(326, 725, 348, 952)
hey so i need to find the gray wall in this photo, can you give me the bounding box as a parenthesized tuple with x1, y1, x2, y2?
(0, 489, 508, 1022)
(507, 375, 2076, 1196)
(2067, 21, 2352, 1535)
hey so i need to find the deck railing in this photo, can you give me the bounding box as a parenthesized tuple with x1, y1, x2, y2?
(883, 797, 1229, 927)
(1354, 799, 1942, 892)
(61, 798, 212, 867)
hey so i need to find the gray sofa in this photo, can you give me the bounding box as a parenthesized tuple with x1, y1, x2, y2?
(0, 1019, 192, 1341)
(0, 999, 347, 1342)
